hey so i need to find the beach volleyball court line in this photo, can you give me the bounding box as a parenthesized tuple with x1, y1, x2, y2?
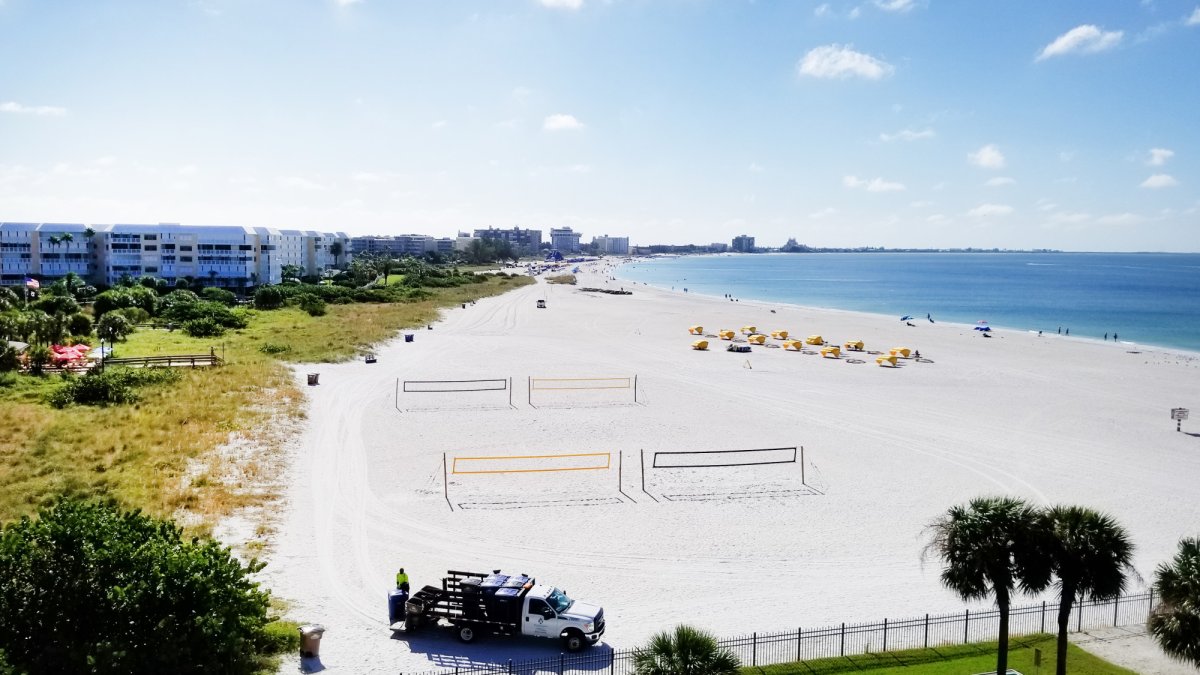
(660, 486, 822, 502)
(444, 451, 627, 512)
(451, 452, 612, 474)
(455, 496, 624, 511)
(652, 446, 797, 468)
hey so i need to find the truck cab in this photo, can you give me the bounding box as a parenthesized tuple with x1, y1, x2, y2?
(520, 585, 605, 649)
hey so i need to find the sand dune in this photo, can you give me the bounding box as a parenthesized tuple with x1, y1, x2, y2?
(263, 262, 1200, 673)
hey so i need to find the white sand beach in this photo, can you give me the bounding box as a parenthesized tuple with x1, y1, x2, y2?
(264, 262, 1200, 674)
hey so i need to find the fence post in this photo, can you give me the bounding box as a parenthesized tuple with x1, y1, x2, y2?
(508, 659, 513, 675)
(559, 652, 564, 675)
(924, 614, 929, 648)
(1114, 594, 1119, 627)
(1149, 588, 1155, 620)
(610, 648, 615, 675)
(1077, 598, 1083, 632)
(963, 609, 969, 644)
(752, 632, 757, 667)
(840, 622, 845, 656)
(1041, 601, 1046, 634)
(797, 627, 802, 662)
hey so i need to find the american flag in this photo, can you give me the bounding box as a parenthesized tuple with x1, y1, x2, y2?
(24, 277, 40, 290)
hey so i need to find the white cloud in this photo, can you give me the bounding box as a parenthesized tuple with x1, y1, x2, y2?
(848, 7, 861, 19)
(747, 162, 764, 173)
(0, 101, 67, 116)
(843, 175, 906, 192)
(814, 4, 832, 17)
(431, 120, 447, 129)
(909, 200, 934, 208)
(875, 0, 915, 12)
(967, 203, 1013, 217)
(1140, 173, 1178, 188)
(543, 113, 584, 131)
(333, 0, 362, 6)
(1049, 211, 1091, 224)
(1095, 212, 1145, 225)
(1186, 7, 1200, 26)
(1036, 25, 1123, 61)
(927, 214, 950, 224)
(567, 164, 591, 173)
(797, 45, 894, 80)
(277, 176, 328, 191)
(539, 0, 583, 9)
(351, 171, 383, 183)
(1147, 147, 1174, 166)
(809, 207, 837, 219)
(985, 176, 1015, 187)
(880, 128, 934, 142)
(1059, 151, 1075, 162)
(968, 144, 1006, 169)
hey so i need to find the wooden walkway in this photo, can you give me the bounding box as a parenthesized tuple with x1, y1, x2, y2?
(102, 354, 223, 369)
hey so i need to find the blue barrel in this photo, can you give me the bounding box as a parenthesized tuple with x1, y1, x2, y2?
(388, 588, 409, 624)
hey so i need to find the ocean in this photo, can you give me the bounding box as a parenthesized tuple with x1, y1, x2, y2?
(615, 252, 1200, 353)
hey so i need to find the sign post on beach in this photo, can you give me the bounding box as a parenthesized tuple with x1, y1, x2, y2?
(1172, 408, 1189, 432)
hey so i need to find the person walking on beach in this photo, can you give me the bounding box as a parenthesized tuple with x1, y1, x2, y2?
(1058, 327, 1061, 334)
(1113, 333, 1118, 341)
(1065, 328, 1069, 336)
(1105, 332, 1108, 341)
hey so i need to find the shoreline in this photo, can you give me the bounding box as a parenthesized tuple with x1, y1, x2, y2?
(610, 256, 1200, 358)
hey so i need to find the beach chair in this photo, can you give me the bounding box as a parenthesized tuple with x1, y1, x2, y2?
(748, 334, 767, 345)
(843, 340, 864, 351)
(820, 346, 841, 358)
(718, 330, 736, 340)
(770, 330, 789, 340)
(689, 326, 703, 335)
(876, 355, 898, 367)
(805, 335, 824, 345)
(890, 347, 911, 358)
(741, 325, 757, 335)
(691, 340, 709, 351)
(783, 340, 804, 351)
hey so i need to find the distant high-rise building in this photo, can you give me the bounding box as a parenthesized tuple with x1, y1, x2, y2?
(473, 227, 543, 254)
(732, 234, 756, 252)
(591, 235, 630, 255)
(550, 227, 582, 252)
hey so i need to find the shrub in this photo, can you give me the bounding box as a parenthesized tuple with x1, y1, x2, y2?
(163, 300, 246, 330)
(25, 345, 51, 375)
(96, 314, 135, 342)
(254, 285, 286, 310)
(0, 499, 273, 674)
(258, 342, 291, 355)
(114, 306, 151, 325)
(200, 286, 237, 306)
(157, 289, 200, 315)
(297, 294, 326, 317)
(47, 367, 180, 408)
(183, 317, 225, 338)
(0, 344, 20, 373)
(32, 295, 81, 316)
(66, 313, 92, 337)
(258, 619, 301, 654)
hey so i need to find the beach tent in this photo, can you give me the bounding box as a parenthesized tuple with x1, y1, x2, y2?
(820, 346, 841, 359)
(770, 330, 789, 340)
(747, 334, 766, 345)
(740, 325, 757, 335)
(900, 315, 913, 321)
(843, 340, 864, 351)
(6, 341, 28, 353)
(805, 335, 824, 345)
(718, 330, 736, 340)
(974, 326, 992, 332)
(890, 347, 911, 358)
(691, 340, 709, 351)
(688, 326, 703, 335)
(876, 355, 898, 367)
(783, 340, 804, 351)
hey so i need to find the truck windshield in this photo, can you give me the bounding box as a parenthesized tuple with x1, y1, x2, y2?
(547, 588, 573, 613)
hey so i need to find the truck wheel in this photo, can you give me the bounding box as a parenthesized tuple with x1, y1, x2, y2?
(457, 625, 478, 643)
(562, 631, 586, 652)
(404, 614, 420, 631)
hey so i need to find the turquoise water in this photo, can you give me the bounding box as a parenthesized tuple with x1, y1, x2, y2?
(616, 253, 1200, 353)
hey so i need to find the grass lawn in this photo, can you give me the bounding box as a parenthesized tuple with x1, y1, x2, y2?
(741, 634, 1136, 674)
(0, 275, 533, 528)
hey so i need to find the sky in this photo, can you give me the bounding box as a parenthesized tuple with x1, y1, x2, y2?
(2, 1, 1199, 252)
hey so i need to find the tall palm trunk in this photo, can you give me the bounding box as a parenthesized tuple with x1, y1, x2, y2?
(1056, 581, 1076, 675)
(996, 586, 1010, 675)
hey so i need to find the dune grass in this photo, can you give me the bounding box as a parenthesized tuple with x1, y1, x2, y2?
(741, 634, 1135, 675)
(0, 275, 533, 527)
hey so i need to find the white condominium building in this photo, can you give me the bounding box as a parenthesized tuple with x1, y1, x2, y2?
(0, 222, 349, 288)
(591, 235, 630, 255)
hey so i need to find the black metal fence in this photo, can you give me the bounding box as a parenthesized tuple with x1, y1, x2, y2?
(404, 590, 1157, 675)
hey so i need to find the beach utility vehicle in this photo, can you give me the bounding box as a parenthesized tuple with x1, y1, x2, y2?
(399, 569, 605, 651)
(537, 299, 547, 308)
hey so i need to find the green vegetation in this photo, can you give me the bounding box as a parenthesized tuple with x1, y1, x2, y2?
(1148, 536, 1200, 667)
(547, 273, 577, 285)
(47, 367, 180, 408)
(635, 625, 740, 675)
(0, 499, 287, 674)
(741, 634, 1135, 674)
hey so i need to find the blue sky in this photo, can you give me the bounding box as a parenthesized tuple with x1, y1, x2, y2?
(1, 1, 1198, 251)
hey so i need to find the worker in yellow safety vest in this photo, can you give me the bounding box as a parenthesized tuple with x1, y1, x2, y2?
(395, 567, 410, 591)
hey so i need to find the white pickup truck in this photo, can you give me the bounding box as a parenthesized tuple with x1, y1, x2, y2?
(398, 569, 605, 651)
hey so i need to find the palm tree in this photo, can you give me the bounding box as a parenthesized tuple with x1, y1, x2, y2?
(59, 232, 74, 248)
(633, 625, 739, 675)
(1149, 537, 1200, 668)
(923, 496, 1050, 675)
(1043, 506, 1137, 675)
(329, 241, 344, 267)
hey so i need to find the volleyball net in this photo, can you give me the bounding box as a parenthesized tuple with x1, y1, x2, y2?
(395, 377, 514, 411)
(641, 446, 823, 502)
(527, 375, 639, 407)
(443, 451, 630, 511)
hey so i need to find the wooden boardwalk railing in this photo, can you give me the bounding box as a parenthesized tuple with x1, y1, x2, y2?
(102, 354, 223, 369)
